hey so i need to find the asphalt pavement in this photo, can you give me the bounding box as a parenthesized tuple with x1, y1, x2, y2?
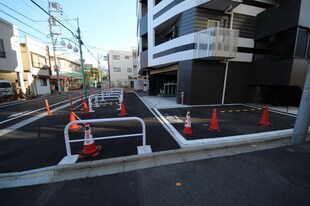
(158, 105, 296, 140)
(0, 90, 310, 205)
(0, 91, 180, 172)
(0, 141, 309, 206)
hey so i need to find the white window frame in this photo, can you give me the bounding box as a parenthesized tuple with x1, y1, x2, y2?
(207, 19, 220, 29)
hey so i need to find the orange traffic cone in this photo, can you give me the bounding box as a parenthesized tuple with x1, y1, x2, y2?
(78, 123, 102, 158)
(45, 99, 52, 116)
(209, 108, 221, 131)
(258, 105, 272, 126)
(119, 101, 128, 116)
(69, 111, 82, 131)
(83, 100, 89, 114)
(182, 111, 193, 135)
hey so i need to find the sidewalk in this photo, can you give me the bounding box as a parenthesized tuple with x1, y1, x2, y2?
(0, 136, 292, 188)
(1, 139, 309, 205)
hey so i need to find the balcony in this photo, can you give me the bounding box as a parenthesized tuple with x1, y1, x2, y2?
(197, 0, 241, 11)
(195, 27, 239, 60)
(138, 50, 148, 73)
(139, 14, 148, 37)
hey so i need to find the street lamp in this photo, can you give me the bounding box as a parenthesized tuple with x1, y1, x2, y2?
(60, 32, 87, 99)
(60, 39, 79, 52)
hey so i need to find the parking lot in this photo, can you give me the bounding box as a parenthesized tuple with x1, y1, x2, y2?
(0, 91, 298, 173)
(157, 105, 296, 140)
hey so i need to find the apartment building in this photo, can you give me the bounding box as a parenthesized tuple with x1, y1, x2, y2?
(0, 18, 26, 94)
(20, 36, 51, 96)
(107, 50, 135, 88)
(252, 0, 310, 105)
(136, 0, 310, 106)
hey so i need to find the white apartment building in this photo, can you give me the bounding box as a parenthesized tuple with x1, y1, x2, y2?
(0, 18, 26, 93)
(108, 50, 135, 88)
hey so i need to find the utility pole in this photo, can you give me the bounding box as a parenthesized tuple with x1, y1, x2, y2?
(48, 0, 61, 93)
(97, 53, 101, 81)
(76, 18, 87, 99)
(292, 62, 310, 144)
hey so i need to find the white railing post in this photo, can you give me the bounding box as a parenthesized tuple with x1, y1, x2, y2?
(62, 117, 152, 164)
(88, 87, 124, 112)
(94, 94, 99, 108)
(207, 29, 210, 57)
(196, 31, 200, 58)
(88, 95, 94, 112)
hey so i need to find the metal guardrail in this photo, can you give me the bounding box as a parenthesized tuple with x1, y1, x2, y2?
(88, 88, 124, 112)
(63, 117, 152, 162)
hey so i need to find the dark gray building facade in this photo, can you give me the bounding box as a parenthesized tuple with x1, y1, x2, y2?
(136, 0, 310, 106)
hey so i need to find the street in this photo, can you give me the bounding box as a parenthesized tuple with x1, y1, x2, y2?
(0, 90, 88, 172)
(0, 89, 309, 205)
(0, 91, 82, 130)
(0, 90, 180, 172)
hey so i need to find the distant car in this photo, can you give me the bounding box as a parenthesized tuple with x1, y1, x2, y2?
(97, 82, 101, 88)
(0, 80, 14, 98)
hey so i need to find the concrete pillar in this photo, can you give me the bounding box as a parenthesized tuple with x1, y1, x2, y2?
(292, 63, 310, 144)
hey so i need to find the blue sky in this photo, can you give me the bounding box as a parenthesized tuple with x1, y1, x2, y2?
(0, 0, 137, 65)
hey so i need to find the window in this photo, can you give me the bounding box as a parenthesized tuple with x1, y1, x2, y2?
(295, 29, 309, 58)
(0, 39, 5, 58)
(113, 67, 121, 72)
(155, 0, 162, 5)
(127, 68, 132, 73)
(207, 19, 220, 29)
(113, 55, 120, 60)
(124, 55, 130, 59)
(31, 53, 47, 68)
(40, 79, 47, 86)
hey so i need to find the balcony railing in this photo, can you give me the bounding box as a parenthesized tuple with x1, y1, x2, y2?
(195, 27, 239, 60)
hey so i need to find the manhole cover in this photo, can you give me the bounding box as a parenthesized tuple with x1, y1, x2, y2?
(286, 175, 310, 188)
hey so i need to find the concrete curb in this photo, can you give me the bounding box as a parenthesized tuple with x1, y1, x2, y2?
(0, 135, 299, 189)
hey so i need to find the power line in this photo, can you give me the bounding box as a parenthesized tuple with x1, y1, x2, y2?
(0, 10, 48, 37)
(0, 3, 46, 22)
(61, 13, 77, 31)
(30, 0, 76, 39)
(0, 20, 50, 44)
(83, 44, 100, 63)
(20, 0, 38, 12)
(28, 1, 98, 69)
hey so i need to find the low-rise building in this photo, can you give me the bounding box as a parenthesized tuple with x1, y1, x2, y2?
(0, 18, 26, 96)
(20, 36, 51, 96)
(50, 55, 82, 92)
